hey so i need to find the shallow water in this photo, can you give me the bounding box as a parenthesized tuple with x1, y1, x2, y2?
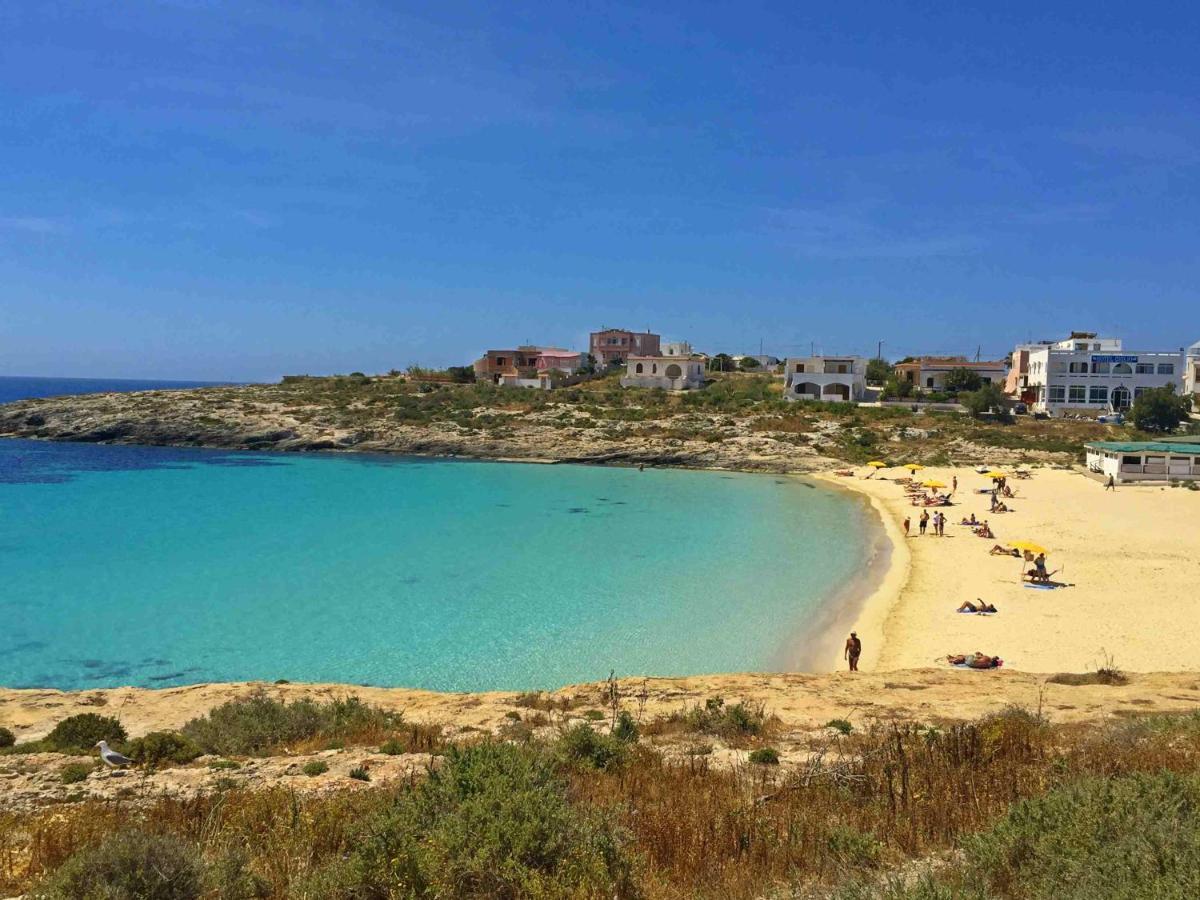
(0, 439, 877, 691)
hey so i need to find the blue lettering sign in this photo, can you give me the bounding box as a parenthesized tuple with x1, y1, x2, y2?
(1091, 355, 1138, 363)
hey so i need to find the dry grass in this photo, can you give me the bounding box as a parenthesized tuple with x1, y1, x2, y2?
(3, 708, 1199, 898)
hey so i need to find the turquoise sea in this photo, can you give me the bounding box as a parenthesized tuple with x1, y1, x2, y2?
(0, 438, 881, 692)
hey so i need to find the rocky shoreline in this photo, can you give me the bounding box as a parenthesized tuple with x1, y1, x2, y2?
(0, 383, 839, 472)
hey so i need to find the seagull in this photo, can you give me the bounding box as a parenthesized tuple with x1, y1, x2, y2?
(96, 740, 134, 769)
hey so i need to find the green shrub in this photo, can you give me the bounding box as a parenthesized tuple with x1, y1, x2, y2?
(556, 723, 627, 770)
(378, 738, 405, 755)
(294, 741, 635, 898)
(44, 714, 127, 752)
(583, 709, 605, 721)
(825, 824, 882, 868)
(181, 693, 403, 756)
(0, 726, 14, 748)
(126, 731, 202, 769)
(59, 762, 93, 785)
(681, 697, 770, 740)
(612, 711, 639, 744)
(348, 766, 370, 782)
(747, 747, 780, 765)
(825, 718, 854, 736)
(302, 760, 329, 777)
(28, 831, 203, 900)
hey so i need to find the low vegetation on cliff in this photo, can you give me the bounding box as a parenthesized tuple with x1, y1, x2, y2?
(0, 370, 1151, 469)
(4, 700, 1200, 899)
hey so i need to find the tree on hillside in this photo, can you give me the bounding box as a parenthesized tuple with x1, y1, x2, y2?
(943, 367, 983, 393)
(1130, 385, 1192, 433)
(738, 356, 761, 371)
(446, 366, 476, 383)
(866, 357, 892, 385)
(577, 354, 598, 376)
(708, 353, 735, 372)
(961, 382, 1009, 420)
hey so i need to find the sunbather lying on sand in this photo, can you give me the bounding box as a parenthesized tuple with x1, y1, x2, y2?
(957, 600, 998, 613)
(973, 522, 994, 539)
(947, 652, 1001, 669)
(989, 544, 1020, 556)
(961, 513, 978, 526)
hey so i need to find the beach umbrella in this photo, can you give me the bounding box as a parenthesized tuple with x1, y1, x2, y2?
(867, 461, 887, 468)
(1010, 540, 1047, 555)
(903, 463, 925, 472)
(984, 470, 1007, 479)
(921, 480, 947, 489)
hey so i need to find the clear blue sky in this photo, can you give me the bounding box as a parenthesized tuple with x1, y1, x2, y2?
(2, 1, 1198, 381)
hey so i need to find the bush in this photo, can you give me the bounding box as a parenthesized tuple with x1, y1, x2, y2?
(747, 747, 780, 765)
(126, 732, 202, 769)
(378, 738, 405, 755)
(295, 741, 636, 898)
(302, 760, 329, 777)
(28, 831, 204, 900)
(1131, 384, 1191, 433)
(59, 762, 93, 784)
(44, 714, 127, 752)
(556, 723, 627, 770)
(962, 772, 1200, 898)
(0, 726, 14, 748)
(681, 697, 770, 740)
(348, 765, 370, 782)
(612, 711, 639, 744)
(182, 693, 403, 756)
(825, 718, 854, 736)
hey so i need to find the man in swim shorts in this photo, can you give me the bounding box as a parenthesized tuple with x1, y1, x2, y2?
(845, 632, 862, 672)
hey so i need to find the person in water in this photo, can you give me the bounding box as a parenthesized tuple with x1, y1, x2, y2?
(844, 632, 862, 672)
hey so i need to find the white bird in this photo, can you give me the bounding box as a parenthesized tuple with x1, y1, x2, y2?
(96, 740, 134, 768)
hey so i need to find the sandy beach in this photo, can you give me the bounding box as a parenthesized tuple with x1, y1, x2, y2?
(825, 465, 1200, 674)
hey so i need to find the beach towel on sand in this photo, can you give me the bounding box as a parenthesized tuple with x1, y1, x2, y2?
(957, 609, 997, 614)
(1024, 583, 1059, 591)
(952, 659, 1003, 669)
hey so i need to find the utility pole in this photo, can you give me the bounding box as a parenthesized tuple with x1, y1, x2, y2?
(877, 340, 884, 360)
(975, 344, 981, 362)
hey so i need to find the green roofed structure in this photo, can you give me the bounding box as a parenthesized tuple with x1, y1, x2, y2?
(1085, 441, 1200, 483)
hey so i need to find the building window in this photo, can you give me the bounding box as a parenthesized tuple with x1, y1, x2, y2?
(1048, 386, 1066, 403)
(1068, 386, 1086, 403)
(1122, 456, 1141, 466)
(1136, 363, 1154, 374)
(926, 377, 934, 388)
(1069, 362, 1089, 374)
(1134, 387, 1147, 398)
(651, 364, 658, 374)
(1158, 363, 1175, 375)
(794, 363, 805, 373)
(1089, 386, 1108, 404)
(1112, 363, 1133, 375)
(665, 364, 682, 378)
(1050, 361, 1067, 373)
(1092, 361, 1110, 374)
(635, 363, 643, 374)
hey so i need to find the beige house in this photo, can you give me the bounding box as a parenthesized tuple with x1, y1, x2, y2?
(620, 356, 705, 390)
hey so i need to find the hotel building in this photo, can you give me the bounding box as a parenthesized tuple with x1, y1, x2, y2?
(782, 356, 867, 403)
(1007, 332, 1185, 416)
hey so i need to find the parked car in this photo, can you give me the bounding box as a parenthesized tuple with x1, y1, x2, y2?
(1097, 412, 1125, 425)
(1012, 402, 1028, 415)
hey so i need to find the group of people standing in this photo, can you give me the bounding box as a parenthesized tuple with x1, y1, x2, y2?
(902, 508, 947, 537)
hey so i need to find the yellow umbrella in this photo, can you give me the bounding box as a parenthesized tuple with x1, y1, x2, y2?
(984, 470, 1007, 478)
(922, 480, 947, 489)
(1010, 540, 1047, 555)
(867, 461, 887, 468)
(903, 463, 925, 472)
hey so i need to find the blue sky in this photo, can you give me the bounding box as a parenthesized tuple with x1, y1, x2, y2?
(2, 1, 1198, 380)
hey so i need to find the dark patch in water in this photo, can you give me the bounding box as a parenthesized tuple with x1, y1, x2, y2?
(140, 657, 172, 666)
(206, 458, 289, 468)
(495, 503, 511, 508)
(8, 640, 47, 653)
(84, 666, 130, 680)
(398, 576, 421, 585)
(148, 671, 187, 681)
(567, 507, 589, 514)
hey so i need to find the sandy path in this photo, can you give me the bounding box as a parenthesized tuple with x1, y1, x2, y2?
(826, 466, 1200, 673)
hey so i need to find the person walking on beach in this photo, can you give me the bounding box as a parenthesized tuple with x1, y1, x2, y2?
(1105, 473, 1115, 491)
(844, 632, 862, 672)
(919, 510, 929, 535)
(952, 475, 958, 493)
(903, 516, 911, 537)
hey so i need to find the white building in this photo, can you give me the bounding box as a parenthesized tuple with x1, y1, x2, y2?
(662, 341, 693, 357)
(620, 356, 706, 390)
(1086, 441, 1200, 483)
(782, 356, 867, 403)
(1186, 341, 1200, 406)
(1009, 333, 1185, 417)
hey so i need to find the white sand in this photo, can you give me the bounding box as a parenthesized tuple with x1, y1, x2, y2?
(825, 466, 1200, 673)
